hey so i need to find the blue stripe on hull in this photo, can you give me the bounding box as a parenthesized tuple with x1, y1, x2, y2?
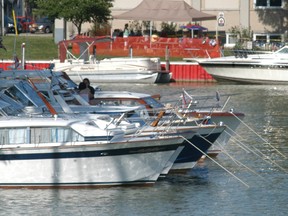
(0, 180, 156, 188)
(0, 144, 179, 161)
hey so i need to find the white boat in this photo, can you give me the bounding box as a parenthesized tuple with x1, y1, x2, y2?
(0, 116, 184, 188)
(52, 38, 171, 84)
(0, 73, 231, 172)
(91, 89, 245, 159)
(138, 124, 226, 172)
(92, 89, 244, 145)
(197, 46, 288, 84)
(52, 57, 171, 84)
(0, 76, 147, 119)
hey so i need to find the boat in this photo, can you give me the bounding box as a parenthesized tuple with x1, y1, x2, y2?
(52, 37, 172, 84)
(0, 69, 241, 160)
(0, 70, 148, 119)
(196, 46, 288, 84)
(91, 89, 245, 158)
(91, 89, 244, 141)
(0, 70, 230, 172)
(139, 123, 226, 172)
(0, 116, 185, 188)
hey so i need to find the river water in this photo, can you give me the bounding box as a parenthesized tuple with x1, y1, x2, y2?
(1, 82, 288, 216)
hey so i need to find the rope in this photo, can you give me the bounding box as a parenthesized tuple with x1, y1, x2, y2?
(230, 112, 287, 159)
(211, 137, 265, 179)
(179, 135, 250, 188)
(218, 125, 288, 173)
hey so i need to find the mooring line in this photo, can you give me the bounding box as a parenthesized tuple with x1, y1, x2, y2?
(216, 127, 288, 173)
(251, 146, 288, 174)
(230, 112, 287, 159)
(203, 134, 264, 179)
(180, 135, 250, 188)
(213, 140, 265, 179)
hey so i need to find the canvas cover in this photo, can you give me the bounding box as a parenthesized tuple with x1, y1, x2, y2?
(113, 0, 216, 22)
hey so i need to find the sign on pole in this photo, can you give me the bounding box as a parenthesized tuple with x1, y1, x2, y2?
(218, 12, 225, 27)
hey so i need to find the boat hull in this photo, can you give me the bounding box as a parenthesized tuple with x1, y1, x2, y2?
(186, 111, 245, 146)
(60, 69, 160, 84)
(0, 137, 182, 188)
(53, 57, 171, 84)
(200, 61, 288, 84)
(171, 125, 226, 171)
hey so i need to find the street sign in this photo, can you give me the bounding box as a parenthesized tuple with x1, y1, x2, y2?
(218, 12, 225, 27)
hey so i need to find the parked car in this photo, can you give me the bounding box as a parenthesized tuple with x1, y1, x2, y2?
(16, 16, 35, 32)
(4, 16, 23, 35)
(30, 17, 53, 34)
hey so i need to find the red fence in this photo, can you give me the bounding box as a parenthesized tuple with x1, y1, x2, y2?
(0, 61, 51, 70)
(70, 36, 221, 59)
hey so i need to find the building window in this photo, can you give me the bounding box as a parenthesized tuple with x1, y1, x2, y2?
(224, 34, 238, 48)
(255, 0, 282, 8)
(253, 34, 283, 49)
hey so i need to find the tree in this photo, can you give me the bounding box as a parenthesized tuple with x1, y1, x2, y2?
(160, 22, 177, 37)
(228, 26, 253, 49)
(35, 0, 113, 34)
(255, 0, 288, 33)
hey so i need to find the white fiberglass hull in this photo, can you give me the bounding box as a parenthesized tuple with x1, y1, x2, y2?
(59, 67, 160, 83)
(0, 137, 182, 188)
(200, 60, 288, 84)
(53, 58, 171, 84)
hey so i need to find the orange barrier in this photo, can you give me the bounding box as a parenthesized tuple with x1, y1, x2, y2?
(71, 36, 221, 58)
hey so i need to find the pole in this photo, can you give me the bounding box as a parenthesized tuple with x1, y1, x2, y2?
(149, 21, 152, 48)
(21, 43, 25, 69)
(165, 46, 170, 72)
(0, 0, 4, 36)
(12, 9, 18, 36)
(216, 21, 218, 43)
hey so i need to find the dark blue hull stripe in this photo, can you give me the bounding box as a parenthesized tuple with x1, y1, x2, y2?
(0, 144, 180, 161)
(84, 136, 113, 141)
(0, 180, 156, 187)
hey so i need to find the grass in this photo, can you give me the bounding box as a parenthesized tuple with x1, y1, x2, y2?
(0, 35, 58, 61)
(0, 35, 128, 61)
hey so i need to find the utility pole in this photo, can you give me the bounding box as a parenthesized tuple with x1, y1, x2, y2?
(0, 0, 4, 36)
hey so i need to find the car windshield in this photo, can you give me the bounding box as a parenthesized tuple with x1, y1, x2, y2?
(37, 18, 50, 23)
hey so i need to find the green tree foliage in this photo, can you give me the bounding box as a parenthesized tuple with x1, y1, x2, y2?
(255, 0, 288, 33)
(35, 0, 113, 35)
(160, 22, 177, 37)
(228, 26, 253, 49)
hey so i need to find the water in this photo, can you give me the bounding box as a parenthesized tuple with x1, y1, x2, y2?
(1, 82, 288, 216)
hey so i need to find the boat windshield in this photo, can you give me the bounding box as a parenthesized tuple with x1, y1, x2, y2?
(143, 97, 164, 109)
(276, 46, 288, 54)
(4, 82, 45, 107)
(0, 96, 23, 116)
